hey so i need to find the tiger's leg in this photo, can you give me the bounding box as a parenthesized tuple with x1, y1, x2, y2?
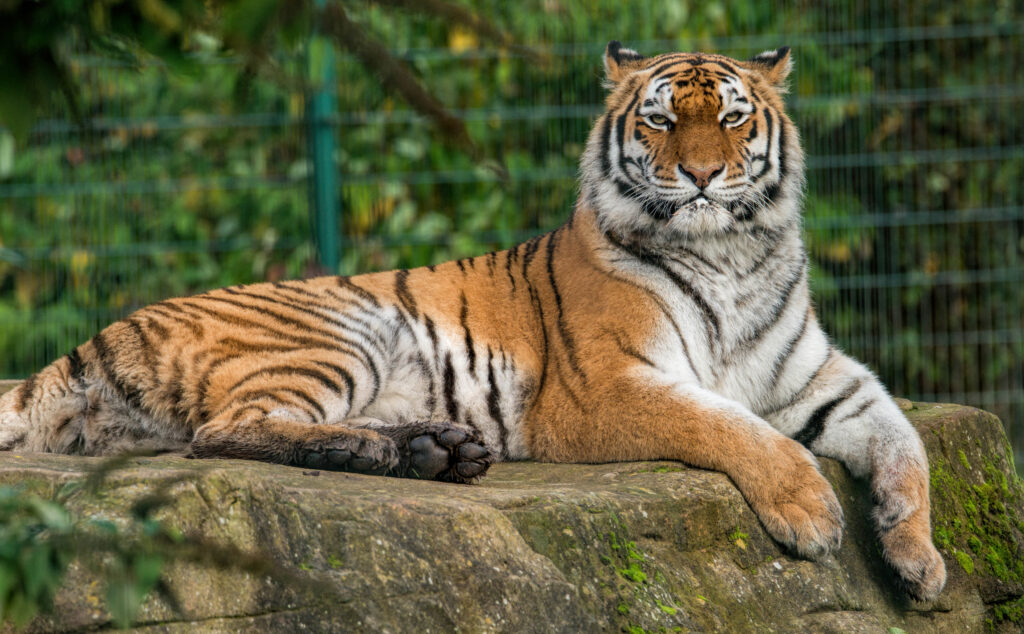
(190, 402, 399, 475)
(767, 349, 946, 601)
(345, 417, 493, 483)
(529, 379, 844, 560)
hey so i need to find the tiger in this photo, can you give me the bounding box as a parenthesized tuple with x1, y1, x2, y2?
(0, 43, 945, 601)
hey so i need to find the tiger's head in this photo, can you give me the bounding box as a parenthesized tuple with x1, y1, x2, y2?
(582, 43, 804, 241)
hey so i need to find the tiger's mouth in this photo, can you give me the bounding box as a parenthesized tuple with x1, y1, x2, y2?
(639, 192, 729, 220)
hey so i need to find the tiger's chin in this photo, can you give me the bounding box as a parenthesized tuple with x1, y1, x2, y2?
(663, 197, 737, 236)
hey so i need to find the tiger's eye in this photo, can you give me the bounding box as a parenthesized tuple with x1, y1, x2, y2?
(722, 111, 743, 124)
(648, 114, 670, 126)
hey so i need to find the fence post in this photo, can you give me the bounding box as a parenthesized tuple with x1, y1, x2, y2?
(307, 0, 340, 274)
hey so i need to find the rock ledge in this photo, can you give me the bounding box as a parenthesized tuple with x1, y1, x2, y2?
(1, 401, 1022, 633)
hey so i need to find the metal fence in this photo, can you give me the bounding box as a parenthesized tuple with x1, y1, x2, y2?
(1, 1, 1022, 468)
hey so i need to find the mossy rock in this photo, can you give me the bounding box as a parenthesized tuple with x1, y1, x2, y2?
(0, 401, 1021, 632)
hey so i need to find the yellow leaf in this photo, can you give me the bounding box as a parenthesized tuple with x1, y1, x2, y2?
(448, 26, 478, 54)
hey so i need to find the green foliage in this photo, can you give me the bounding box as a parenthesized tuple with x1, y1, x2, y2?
(0, 456, 296, 629)
(929, 445, 1024, 585)
(0, 488, 72, 627)
(0, 471, 180, 629)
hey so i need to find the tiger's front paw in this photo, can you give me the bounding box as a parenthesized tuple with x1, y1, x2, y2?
(744, 440, 844, 559)
(881, 522, 946, 601)
(873, 464, 946, 601)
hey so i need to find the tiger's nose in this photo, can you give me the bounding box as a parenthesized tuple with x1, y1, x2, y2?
(679, 164, 725, 189)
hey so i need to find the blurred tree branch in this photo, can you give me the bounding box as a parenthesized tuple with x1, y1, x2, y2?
(0, 0, 514, 155)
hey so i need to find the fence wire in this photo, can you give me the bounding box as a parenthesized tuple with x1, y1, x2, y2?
(0, 1, 1021, 469)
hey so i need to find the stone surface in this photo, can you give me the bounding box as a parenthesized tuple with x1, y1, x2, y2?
(0, 399, 1021, 633)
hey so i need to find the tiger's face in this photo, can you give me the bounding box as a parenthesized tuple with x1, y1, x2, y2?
(583, 43, 804, 240)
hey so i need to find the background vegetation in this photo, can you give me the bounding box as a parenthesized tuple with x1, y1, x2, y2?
(0, 0, 1022, 471)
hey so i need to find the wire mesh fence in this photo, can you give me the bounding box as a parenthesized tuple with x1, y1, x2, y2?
(1, 1, 1022, 468)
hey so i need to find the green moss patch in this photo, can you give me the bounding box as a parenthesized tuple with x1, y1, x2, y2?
(927, 418, 1024, 619)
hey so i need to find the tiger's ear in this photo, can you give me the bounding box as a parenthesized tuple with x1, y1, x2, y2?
(604, 41, 646, 86)
(745, 46, 792, 91)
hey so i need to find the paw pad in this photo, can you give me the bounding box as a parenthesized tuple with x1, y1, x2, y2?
(408, 426, 492, 483)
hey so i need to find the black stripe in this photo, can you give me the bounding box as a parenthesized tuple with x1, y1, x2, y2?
(226, 365, 344, 399)
(485, 348, 509, 458)
(230, 404, 269, 424)
(741, 230, 785, 277)
(554, 365, 586, 411)
(394, 270, 419, 320)
(167, 356, 191, 424)
(195, 353, 241, 420)
(762, 113, 788, 207)
(311, 360, 357, 404)
(463, 414, 481, 432)
(522, 234, 544, 269)
(125, 318, 158, 380)
(605, 231, 720, 344)
(745, 119, 758, 141)
(504, 247, 517, 293)
(753, 109, 774, 183)
(764, 347, 834, 417)
(208, 387, 311, 423)
(421, 317, 442, 411)
(545, 229, 587, 381)
(15, 373, 38, 412)
(225, 286, 387, 358)
(672, 247, 723, 275)
(424, 315, 439, 357)
(273, 281, 320, 299)
(522, 234, 552, 395)
(272, 389, 323, 422)
(614, 91, 642, 178)
(610, 329, 657, 368)
(793, 379, 863, 447)
(65, 348, 86, 382)
(144, 315, 170, 341)
(183, 297, 380, 389)
(836, 397, 877, 425)
(460, 292, 477, 375)
(337, 276, 381, 308)
(217, 338, 309, 355)
(646, 57, 689, 80)
(599, 113, 614, 177)
(442, 351, 459, 423)
(149, 304, 205, 338)
(767, 307, 810, 388)
(737, 263, 805, 350)
(589, 242, 698, 378)
(90, 331, 150, 415)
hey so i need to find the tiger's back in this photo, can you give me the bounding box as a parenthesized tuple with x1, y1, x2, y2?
(0, 42, 947, 601)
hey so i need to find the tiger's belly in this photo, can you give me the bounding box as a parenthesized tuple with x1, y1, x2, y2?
(355, 324, 535, 461)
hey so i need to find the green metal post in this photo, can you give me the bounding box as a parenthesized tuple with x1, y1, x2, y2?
(307, 0, 340, 273)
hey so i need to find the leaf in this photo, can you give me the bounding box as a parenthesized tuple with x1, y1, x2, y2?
(106, 579, 139, 629)
(133, 554, 163, 590)
(5, 590, 39, 628)
(27, 498, 71, 531)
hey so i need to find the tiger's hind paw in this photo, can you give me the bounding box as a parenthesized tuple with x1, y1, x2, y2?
(406, 425, 492, 483)
(298, 433, 399, 476)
